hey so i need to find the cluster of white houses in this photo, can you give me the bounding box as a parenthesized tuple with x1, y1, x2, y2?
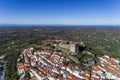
(17, 47, 120, 80)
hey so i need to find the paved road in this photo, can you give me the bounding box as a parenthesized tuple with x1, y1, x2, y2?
(0, 70, 5, 80)
(0, 61, 5, 80)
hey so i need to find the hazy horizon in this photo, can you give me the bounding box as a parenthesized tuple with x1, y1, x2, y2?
(0, 0, 120, 25)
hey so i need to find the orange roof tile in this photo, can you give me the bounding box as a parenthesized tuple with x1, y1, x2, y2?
(18, 63, 24, 69)
(24, 66, 30, 71)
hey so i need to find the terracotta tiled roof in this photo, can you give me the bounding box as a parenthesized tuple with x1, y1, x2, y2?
(42, 67, 48, 72)
(44, 50, 52, 53)
(18, 63, 24, 69)
(24, 66, 30, 71)
(93, 65, 101, 71)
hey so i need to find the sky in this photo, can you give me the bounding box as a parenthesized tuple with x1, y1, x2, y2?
(0, 0, 120, 25)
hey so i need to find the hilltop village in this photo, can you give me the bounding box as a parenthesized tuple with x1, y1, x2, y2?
(17, 40, 120, 80)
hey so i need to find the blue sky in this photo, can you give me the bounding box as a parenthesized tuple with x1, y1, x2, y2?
(0, 0, 120, 25)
